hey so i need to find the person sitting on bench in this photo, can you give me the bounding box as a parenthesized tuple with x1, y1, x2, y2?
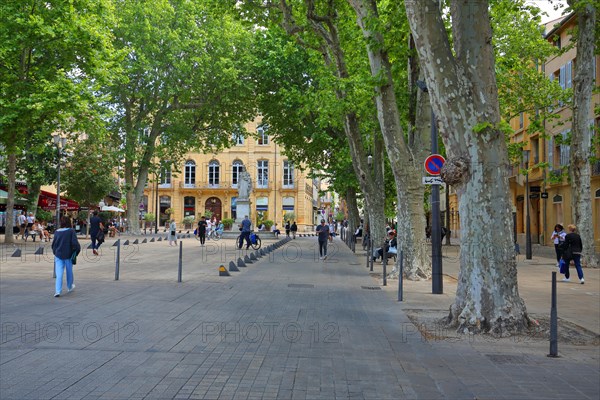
(373, 230, 397, 261)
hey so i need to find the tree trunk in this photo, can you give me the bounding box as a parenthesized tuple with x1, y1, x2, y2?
(348, 0, 430, 279)
(5, 153, 17, 244)
(567, 0, 599, 267)
(345, 187, 360, 229)
(27, 182, 41, 217)
(405, 0, 528, 334)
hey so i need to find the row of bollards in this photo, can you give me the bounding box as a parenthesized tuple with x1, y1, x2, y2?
(219, 237, 292, 277)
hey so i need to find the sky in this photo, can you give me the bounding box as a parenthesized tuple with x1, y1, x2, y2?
(525, 0, 570, 23)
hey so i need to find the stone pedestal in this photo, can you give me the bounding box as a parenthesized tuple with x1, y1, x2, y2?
(235, 199, 251, 225)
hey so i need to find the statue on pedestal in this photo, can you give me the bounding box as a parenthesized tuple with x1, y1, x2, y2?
(238, 169, 252, 200)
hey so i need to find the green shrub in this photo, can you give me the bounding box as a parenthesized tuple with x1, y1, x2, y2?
(144, 213, 156, 222)
(222, 218, 235, 229)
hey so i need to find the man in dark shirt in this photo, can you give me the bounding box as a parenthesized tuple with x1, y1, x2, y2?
(197, 216, 208, 246)
(316, 219, 330, 260)
(89, 210, 103, 255)
(238, 215, 252, 249)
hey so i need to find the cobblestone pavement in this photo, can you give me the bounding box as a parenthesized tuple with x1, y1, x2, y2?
(1, 235, 599, 399)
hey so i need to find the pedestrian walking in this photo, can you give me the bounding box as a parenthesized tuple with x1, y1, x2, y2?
(168, 219, 177, 246)
(328, 220, 335, 242)
(291, 221, 298, 239)
(316, 219, 330, 260)
(238, 215, 252, 249)
(51, 216, 81, 297)
(561, 224, 584, 284)
(551, 224, 566, 267)
(285, 221, 291, 238)
(17, 211, 26, 239)
(24, 212, 35, 240)
(89, 210, 104, 255)
(197, 216, 207, 246)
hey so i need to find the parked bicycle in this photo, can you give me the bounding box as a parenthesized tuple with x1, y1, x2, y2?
(237, 232, 261, 250)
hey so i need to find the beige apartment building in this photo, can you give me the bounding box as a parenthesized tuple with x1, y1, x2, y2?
(448, 12, 600, 252)
(142, 119, 320, 231)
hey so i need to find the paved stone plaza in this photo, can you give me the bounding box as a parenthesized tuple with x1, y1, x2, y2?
(1, 235, 599, 399)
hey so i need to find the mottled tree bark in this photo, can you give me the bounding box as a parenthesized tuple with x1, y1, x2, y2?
(566, 0, 599, 268)
(405, 0, 528, 334)
(348, 0, 430, 280)
(4, 153, 18, 244)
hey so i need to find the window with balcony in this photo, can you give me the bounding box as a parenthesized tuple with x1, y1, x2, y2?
(257, 124, 269, 145)
(208, 160, 220, 187)
(184, 160, 196, 187)
(232, 160, 244, 188)
(283, 160, 294, 188)
(257, 160, 268, 188)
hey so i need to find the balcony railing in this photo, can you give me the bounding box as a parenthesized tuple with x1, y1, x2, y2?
(178, 181, 235, 189)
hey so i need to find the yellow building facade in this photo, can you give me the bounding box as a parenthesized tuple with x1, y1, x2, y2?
(143, 120, 319, 232)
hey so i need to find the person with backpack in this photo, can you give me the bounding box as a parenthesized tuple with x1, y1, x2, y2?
(285, 221, 291, 238)
(51, 216, 81, 297)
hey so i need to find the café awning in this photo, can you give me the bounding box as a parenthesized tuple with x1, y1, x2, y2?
(38, 190, 79, 211)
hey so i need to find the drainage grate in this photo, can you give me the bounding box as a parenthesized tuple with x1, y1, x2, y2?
(486, 354, 529, 365)
(361, 286, 382, 290)
(288, 284, 315, 288)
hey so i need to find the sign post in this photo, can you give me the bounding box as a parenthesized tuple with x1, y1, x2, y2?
(424, 153, 445, 294)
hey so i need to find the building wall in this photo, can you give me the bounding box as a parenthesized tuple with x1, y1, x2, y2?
(143, 120, 318, 231)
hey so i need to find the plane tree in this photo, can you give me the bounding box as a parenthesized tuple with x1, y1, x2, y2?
(0, 0, 117, 243)
(105, 0, 257, 233)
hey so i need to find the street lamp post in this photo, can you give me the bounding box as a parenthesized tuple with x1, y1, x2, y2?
(523, 150, 532, 260)
(52, 135, 67, 229)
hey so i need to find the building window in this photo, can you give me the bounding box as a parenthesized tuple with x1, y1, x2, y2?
(257, 160, 268, 188)
(184, 196, 195, 217)
(519, 112, 524, 129)
(208, 160, 220, 187)
(283, 160, 294, 188)
(232, 160, 244, 188)
(159, 164, 171, 186)
(559, 130, 570, 167)
(232, 130, 244, 146)
(257, 124, 269, 145)
(184, 160, 196, 187)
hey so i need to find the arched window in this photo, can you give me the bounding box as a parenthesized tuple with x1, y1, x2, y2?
(184, 160, 196, 187)
(184, 196, 195, 217)
(208, 160, 220, 187)
(232, 160, 244, 188)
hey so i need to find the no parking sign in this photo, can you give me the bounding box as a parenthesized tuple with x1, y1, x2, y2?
(424, 154, 445, 176)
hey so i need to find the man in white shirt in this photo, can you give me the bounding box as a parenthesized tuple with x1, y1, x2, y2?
(17, 211, 27, 239)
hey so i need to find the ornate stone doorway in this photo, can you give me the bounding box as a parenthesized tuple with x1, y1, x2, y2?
(205, 197, 222, 221)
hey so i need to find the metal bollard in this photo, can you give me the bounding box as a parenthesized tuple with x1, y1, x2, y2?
(382, 243, 387, 286)
(398, 250, 403, 301)
(115, 239, 120, 281)
(366, 236, 371, 269)
(178, 241, 183, 283)
(548, 271, 559, 357)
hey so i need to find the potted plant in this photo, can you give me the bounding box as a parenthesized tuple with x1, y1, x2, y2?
(283, 212, 296, 223)
(222, 218, 235, 230)
(164, 207, 174, 217)
(262, 220, 274, 230)
(144, 213, 156, 228)
(182, 216, 195, 229)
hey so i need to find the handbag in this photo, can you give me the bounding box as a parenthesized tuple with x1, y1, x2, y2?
(559, 258, 567, 274)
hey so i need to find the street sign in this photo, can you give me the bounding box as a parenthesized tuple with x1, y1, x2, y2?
(422, 176, 444, 185)
(424, 154, 446, 176)
(541, 192, 549, 199)
(529, 193, 539, 199)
